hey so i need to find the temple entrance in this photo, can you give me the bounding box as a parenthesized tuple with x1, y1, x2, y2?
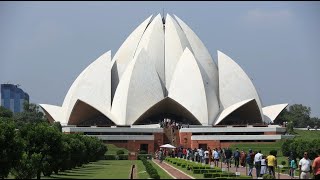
(133, 97, 201, 125)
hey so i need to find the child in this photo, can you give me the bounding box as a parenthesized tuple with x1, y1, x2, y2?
(260, 155, 267, 177)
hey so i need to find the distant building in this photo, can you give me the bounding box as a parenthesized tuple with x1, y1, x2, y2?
(1, 84, 29, 113)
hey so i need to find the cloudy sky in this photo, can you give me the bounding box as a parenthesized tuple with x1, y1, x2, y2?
(1, 1, 319, 118)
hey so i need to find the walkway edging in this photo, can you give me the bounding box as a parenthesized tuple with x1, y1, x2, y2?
(152, 159, 176, 179)
(163, 161, 195, 179)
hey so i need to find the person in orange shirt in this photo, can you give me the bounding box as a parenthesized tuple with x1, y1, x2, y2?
(313, 149, 320, 179)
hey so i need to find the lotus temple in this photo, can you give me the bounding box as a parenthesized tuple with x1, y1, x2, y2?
(40, 14, 291, 153)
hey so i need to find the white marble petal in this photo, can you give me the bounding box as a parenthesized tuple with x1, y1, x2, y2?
(263, 104, 289, 123)
(111, 48, 164, 125)
(174, 14, 220, 124)
(134, 14, 166, 94)
(218, 50, 264, 121)
(39, 104, 64, 124)
(169, 48, 208, 125)
(111, 15, 153, 100)
(165, 14, 192, 90)
(64, 51, 113, 124)
(214, 99, 254, 125)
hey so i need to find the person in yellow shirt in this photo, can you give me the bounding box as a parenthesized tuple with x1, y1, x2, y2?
(266, 151, 277, 178)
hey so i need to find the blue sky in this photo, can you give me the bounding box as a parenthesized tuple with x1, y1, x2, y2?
(0, 1, 319, 118)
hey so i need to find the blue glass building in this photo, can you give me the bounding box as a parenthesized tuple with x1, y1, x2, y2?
(1, 84, 29, 113)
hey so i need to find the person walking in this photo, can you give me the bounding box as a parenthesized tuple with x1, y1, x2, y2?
(254, 150, 263, 178)
(266, 151, 277, 178)
(289, 156, 297, 179)
(312, 149, 320, 179)
(299, 151, 312, 179)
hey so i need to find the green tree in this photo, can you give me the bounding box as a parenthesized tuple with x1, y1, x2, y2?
(0, 106, 13, 118)
(18, 123, 63, 179)
(0, 120, 24, 179)
(13, 102, 46, 127)
(286, 121, 294, 134)
(11, 152, 42, 179)
(287, 104, 311, 128)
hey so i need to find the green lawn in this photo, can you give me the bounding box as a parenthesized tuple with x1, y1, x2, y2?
(43, 160, 134, 179)
(293, 129, 320, 140)
(150, 160, 175, 179)
(105, 144, 129, 155)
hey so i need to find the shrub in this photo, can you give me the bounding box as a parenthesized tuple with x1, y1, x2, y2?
(140, 157, 160, 179)
(118, 155, 128, 160)
(270, 150, 278, 157)
(116, 150, 125, 155)
(137, 154, 152, 160)
(105, 155, 116, 160)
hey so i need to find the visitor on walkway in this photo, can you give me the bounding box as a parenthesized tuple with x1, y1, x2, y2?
(233, 148, 240, 168)
(204, 149, 209, 164)
(158, 149, 164, 163)
(299, 151, 312, 179)
(225, 147, 232, 168)
(254, 150, 263, 178)
(247, 149, 254, 177)
(213, 148, 220, 167)
(266, 150, 277, 178)
(290, 156, 297, 179)
(312, 149, 320, 179)
(240, 150, 246, 167)
(260, 155, 267, 177)
(199, 148, 204, 163)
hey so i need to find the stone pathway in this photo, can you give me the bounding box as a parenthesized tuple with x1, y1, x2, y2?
(152, 159, 194, 179)
(152, 158, 300, 179)
(215, 162, 299, 179)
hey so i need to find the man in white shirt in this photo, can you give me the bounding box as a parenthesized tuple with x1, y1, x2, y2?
(299, 151, 312, 179)
(254, 150, 263, 178)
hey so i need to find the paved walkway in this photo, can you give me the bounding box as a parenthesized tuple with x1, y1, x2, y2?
(215, 162, 299, 179)
(152, 159, 194, 179)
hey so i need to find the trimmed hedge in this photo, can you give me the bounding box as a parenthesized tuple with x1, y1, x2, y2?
(104, 154, 128, 160)
(105, 155, 116, 160)
(118, 154, 128, 160)
(137, 154, 152, 160)
(140, 157, 160, 179)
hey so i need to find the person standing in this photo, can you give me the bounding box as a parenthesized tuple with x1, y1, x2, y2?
(299, 152, 312, 179)
(225, 147, 232, 168)
(240, 150, 246, 167)
(233, 148, 240, 168)
(266, 151, 277, 178)
(213, 148, 220, 167)
(254, 150, 263, 178)
(204, 149, 209, 164)
(260, 155, 267, 177)
(290, 157, 297, 179)
(247, 149, 254, 177)
(158, 149, 163, 163)
(312, 149, 320, 179)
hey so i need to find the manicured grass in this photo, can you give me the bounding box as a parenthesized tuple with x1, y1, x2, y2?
(105, 144, 129, 155)
(43, 160, 134, 179)
(293, 129, 320, 140)
(135, 160, 150, 179)
(150, 160, 174, 179)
